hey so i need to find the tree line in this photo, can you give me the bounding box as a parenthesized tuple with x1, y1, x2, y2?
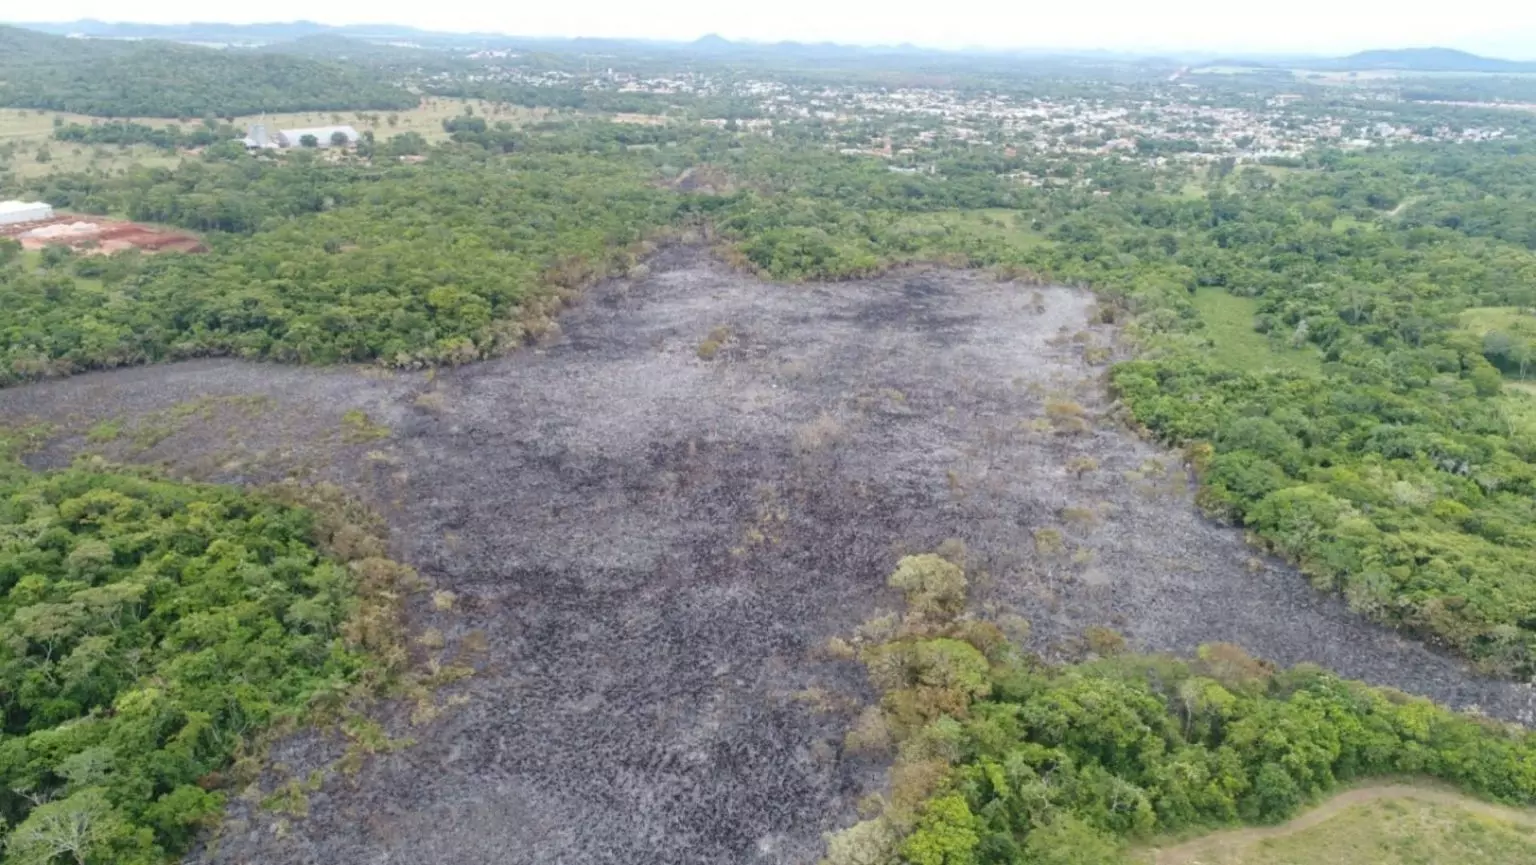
(53, 120, 236, 152)
(823, 553, 1536, 865)
(0, 26, 417, 118)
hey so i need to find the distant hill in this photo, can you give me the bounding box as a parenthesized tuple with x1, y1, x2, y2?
(1334, 47, 1536, 72)
(0, 25, 417, 117)
(16, 19, 451, 44)
(257, 33, 444, 62)
(691, 33, 734, 51)
(15, 21, 1536, 75)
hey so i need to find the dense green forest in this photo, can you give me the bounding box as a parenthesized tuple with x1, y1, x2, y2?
(0, 426, 414, 863)
(3, 146, 678, 376)
(0, 26, 416, 117)
(824, 554, 1536, 865)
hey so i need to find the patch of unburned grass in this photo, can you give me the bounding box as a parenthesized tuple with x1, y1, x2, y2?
(1495, 385, 1536, 437)
(0, 99, 547, 179)
(1196, 799, 1535, 864)
(1140, 785, 1536, 865)
(1330, 214, 1379, 233)
(1458, 306, 1536, 338)
(885, 208, 1047, 253)
(230, 98, 547, 145)
(1192, 288, 1321, 375)
(85, 419, 121, 443)
(0, 109, 183, 178)
(341, 410, 391, 444)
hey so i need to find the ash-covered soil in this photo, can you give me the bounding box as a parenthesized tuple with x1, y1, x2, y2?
(3, 247, 1533, 865)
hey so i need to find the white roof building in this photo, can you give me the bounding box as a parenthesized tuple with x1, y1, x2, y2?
(0, 201, 54, 226)
(241, 123, 275, 149)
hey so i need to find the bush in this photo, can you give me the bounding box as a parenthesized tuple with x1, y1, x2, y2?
(887, 554, 968, 623)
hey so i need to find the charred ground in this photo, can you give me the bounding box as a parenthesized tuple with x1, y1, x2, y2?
(1, 247, 1532, 865)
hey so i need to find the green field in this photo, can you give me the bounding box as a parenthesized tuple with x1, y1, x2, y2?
(1495, 383, 1536, 438)
(1459, 305, 1536, 338)
(1144, 787, 1536, 865)
(0, 108, 182, 178)
(887, 207, 1048, 250)
(1191, 288, 1322, 374)
(227, 97, 549, 144)
(1331, 214, 1379, 233)
(0, 99, 549, 178)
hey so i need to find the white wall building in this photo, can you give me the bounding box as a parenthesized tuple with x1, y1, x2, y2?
(0, 201, 53, 226)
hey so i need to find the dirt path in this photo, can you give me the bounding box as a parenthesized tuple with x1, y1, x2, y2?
(1150, 783, 1536, 865)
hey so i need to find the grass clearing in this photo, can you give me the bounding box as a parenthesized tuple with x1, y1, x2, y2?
(1191, 288, 1321, 374)
(1495, 384, 1536, 437)
(1457, 306, 1536, 386)
(0, 108, 184, 178)
(1250, 164, 1307, 181)
(886, 207, 1048, 251)
(1142, 784, 1536, 865)
(1176, 181, 1209, 200)
(1458, 305, 1536, 338)
(0, 99, 550, 179)
(228, 98, 550, 144)
(1331, 214, 1379, 233)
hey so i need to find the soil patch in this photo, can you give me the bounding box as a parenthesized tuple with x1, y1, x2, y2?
(2, 247, 1534, 865)
(1, 212, 206, 253)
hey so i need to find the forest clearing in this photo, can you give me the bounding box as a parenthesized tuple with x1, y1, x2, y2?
(4, 249, 1534, 863)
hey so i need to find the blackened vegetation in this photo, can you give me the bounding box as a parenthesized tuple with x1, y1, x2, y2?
(1, 250, 1533, 864)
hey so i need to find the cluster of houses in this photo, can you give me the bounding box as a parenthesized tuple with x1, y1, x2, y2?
(451, 53, 1513, 171)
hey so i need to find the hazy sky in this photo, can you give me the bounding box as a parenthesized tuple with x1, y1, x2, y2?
(8, 0, 1536, 57)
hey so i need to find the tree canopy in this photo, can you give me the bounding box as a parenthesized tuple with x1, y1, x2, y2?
(0, 450, 413, 863)
(0, 26, 416, 118)
(824, 555, 1536, 865)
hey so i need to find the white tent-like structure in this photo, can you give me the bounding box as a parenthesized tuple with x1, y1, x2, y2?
(0, 201, 53, 226)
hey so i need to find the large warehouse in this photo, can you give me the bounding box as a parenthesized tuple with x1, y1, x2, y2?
(0, 201, 53, 226)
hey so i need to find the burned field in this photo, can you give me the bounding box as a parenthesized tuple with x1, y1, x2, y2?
(3, 247, 1534, 864)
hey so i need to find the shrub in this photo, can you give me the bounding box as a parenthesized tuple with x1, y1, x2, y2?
(795, 413, 845, 455)
(1045, 400, 1090, 435)
(1033, 527, 1066, 555)
(887, 554, 968, 623)
(697, 326, 732, 361)
(341, 409, 390, 443)
(1083, 625, 1128, 656)
(1067, 456, 1100, 478)
(844, 707, 894, 755)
